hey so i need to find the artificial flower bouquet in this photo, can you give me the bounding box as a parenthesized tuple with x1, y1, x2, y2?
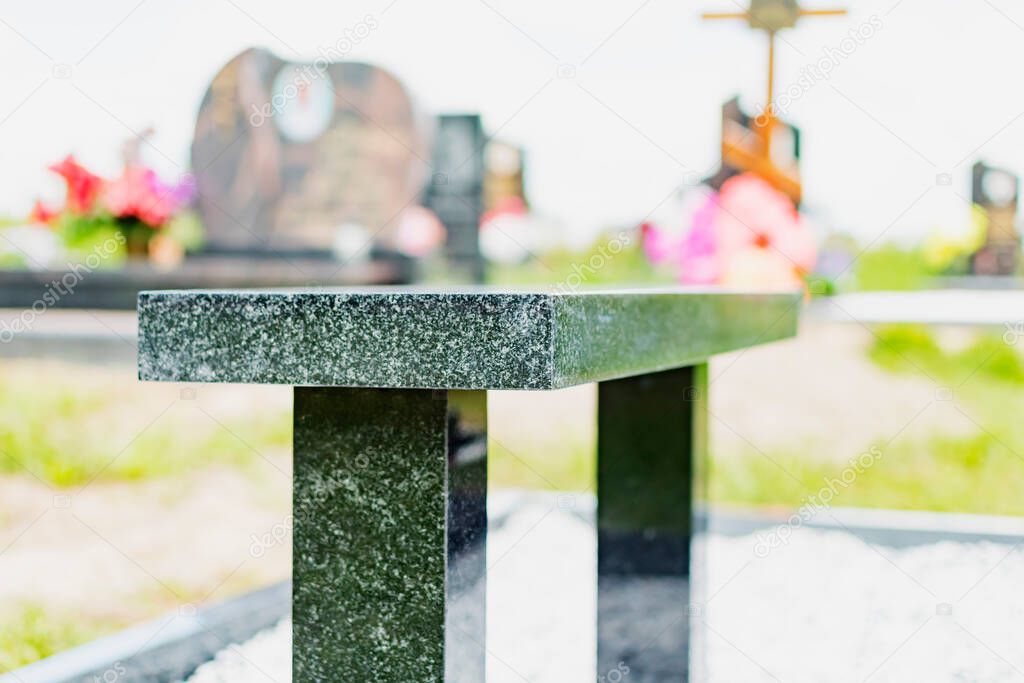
(30, 155, 198, 266)
(643, 172, 818, 293)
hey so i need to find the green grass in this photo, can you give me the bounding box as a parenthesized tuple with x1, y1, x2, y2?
(487, 238, 671, 287)
(0, 604, 121, 671)
(0, 568, 273, 672)
(489, 439, 594, 493)
(853, 244, 932, 292)
(711, 325, 1024, 515)
(495, 417, 1024, 517)
(0, 366, 291, 487)
(490, 423, 1024, 517)
(711, 431, 1024, 516)
(868, 324, 1024, 386)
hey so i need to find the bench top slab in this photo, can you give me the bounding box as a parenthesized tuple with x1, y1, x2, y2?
(137, 287, 799, 390)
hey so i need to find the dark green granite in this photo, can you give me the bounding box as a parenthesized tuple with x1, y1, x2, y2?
(292, 387, 486, 682)
(597, 365, 707, 681)
(136, 286, 799, 681)
(137, 288, 799, 389)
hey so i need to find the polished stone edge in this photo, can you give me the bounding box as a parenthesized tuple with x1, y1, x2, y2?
(551, 292, 798, 387)
(137, 290, 800, 389)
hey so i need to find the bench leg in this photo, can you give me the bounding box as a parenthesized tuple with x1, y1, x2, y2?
(293, 387, 487, 682)
(597, 365, 708, 682)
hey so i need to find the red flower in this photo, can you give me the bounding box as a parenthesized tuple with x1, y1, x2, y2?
(29, 200, 59, 225)
(48, 155, 104, 214)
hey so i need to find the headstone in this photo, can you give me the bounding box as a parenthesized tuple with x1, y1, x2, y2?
(0, 49, 427, 313)
(423, 115, 486, 282)
(191, 48, 429, 253)
(970, 161, 1020, 276)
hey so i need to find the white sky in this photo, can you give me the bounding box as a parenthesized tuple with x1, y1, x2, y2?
(0, 0, 1022, 247)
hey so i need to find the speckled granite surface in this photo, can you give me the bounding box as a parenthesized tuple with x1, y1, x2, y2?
(137, 288, 799, 389)
(292, 387, 486, 681)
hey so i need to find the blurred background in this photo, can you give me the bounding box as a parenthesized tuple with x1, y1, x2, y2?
(3, 0, 1024, 680)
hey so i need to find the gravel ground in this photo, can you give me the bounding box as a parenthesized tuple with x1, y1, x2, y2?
(186, 618, 292, 683)
(184, 497, 1024, 682)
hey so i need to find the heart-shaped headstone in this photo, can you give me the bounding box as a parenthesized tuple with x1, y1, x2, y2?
(191, 47, 428, 252)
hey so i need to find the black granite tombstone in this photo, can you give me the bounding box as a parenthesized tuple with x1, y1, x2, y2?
(424, 114, 487, 283)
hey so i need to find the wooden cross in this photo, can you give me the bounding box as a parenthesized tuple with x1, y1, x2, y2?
(703, 0, 846, 200)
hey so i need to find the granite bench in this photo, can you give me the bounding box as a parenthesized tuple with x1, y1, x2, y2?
(137, 287, 799, 682)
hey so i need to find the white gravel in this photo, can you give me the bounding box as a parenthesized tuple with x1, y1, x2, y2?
(185, 497, 1024, 682)
(185, 618, 292, 683)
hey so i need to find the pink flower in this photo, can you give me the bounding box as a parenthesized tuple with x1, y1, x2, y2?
(679, 191, 720, 284)
(643, 189, 717, 272)
(713, 174, 817, 275)
(642, 221, 683, 266)
(641, 173, 818, 291)
(104, 165, 190, 227)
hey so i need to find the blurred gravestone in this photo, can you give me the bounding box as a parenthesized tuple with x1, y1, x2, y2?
(0, 48, 431, 312)
(970, 161, 1020, 276)
(192, 47, 428, 254)
(424, 114, 486, 282)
